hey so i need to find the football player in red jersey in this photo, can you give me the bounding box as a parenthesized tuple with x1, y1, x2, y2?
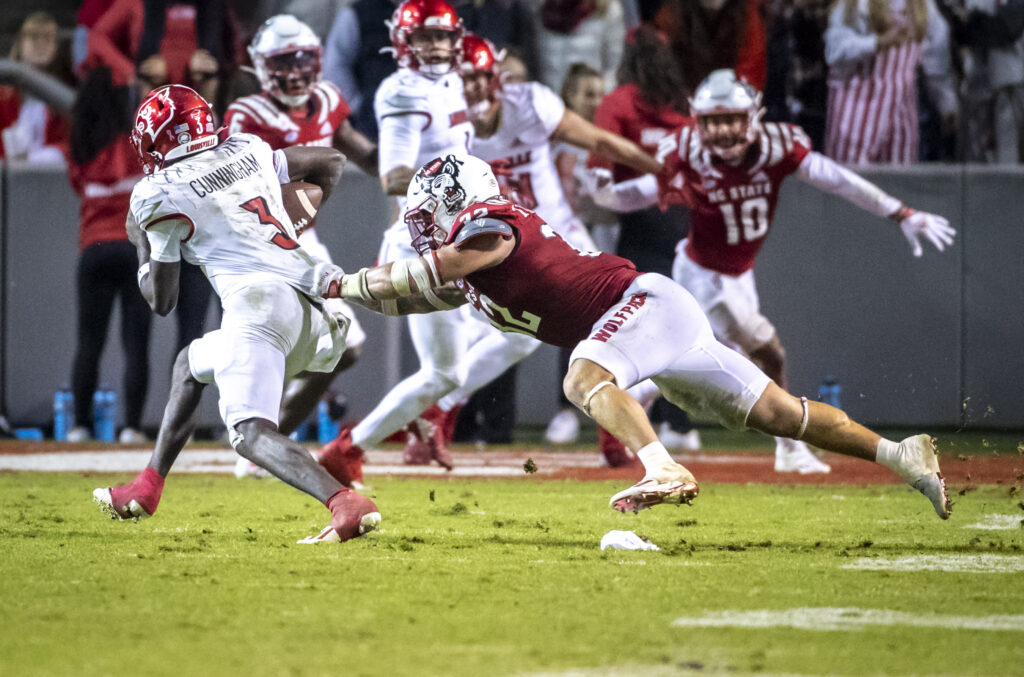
(318, 152, 952, 520)
(588, 69, 956, 474)
(225, 15, 379, 477)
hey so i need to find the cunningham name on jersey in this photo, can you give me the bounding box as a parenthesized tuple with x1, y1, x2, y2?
(129, 133, 320, 299)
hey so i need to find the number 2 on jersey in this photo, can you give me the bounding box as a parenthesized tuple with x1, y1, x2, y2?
(719, 197, 769, 245)
(240, 196, 298, 250)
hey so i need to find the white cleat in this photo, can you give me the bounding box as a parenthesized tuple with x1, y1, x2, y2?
(774, 438, 831, 474)
(609, 463, 699, 513)
(92, 487, 150, 521)
(544, 408, 580, 445)
(658, 423, 701, 452)
(297, 512, 381, 544)
(234, 456, 271, 479)
(889, 434, 951, 520)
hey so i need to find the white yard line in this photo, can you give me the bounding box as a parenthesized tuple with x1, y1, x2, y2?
(671, 607, 1024, 632)
(842, 555, 1024, 574)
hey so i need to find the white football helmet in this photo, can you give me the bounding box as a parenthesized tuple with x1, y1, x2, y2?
(248, 15, 322, 107)
(404, 153, 500, 253)
(689, 69, 764, 162)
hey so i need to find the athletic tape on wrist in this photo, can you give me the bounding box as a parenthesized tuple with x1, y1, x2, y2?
(341, 268, 374, 302)
(423, 288, 456, 311)
(390, 256, 440, 297)
(795, 396, 809, 440)
(582, 380, 615, 417)
(137, 262, 151, 288)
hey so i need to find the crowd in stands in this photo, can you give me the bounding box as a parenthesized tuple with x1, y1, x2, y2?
(0, 0, 1021, 440)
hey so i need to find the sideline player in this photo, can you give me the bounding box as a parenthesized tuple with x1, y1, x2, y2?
(430, 34, 663, 466)
(225, 15, 377, 474)
(92, 85, 378, 543)
(320, 152, 952, 520)
(316, 0, 533, 474)
(588, 69, 956, 474)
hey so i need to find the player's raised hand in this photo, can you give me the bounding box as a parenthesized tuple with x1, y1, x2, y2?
(898, 210, 956, 257)
(581, 168, 615, 208)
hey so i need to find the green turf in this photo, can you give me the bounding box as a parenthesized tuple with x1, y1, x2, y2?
(1, 473, 1021, 676)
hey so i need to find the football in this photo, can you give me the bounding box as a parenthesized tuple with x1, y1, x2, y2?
(280, 181, 322, 234)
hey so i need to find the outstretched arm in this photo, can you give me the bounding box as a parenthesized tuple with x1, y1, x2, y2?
(332, 119, 378, 176)
(346, 283, 468, 315)
(583, 170, 660, 213)
(318, 234, 514, 312)
(796, 151, 956, 257)
(552, 110, 662, 176)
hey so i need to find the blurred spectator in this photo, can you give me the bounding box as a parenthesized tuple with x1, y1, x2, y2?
(937, 0, 1024, 162)
(0, 13, 74, 163)
(824, 0, 957, 164)
(587, 24, 698, 446)
(764, 0, 831, 149)
(655, 0, 767, 94)
(65, 66, 151, 444)
(532, 0, 626, 92)
(501, 48, 530, 84)
(82, 0, 219, 367)
(554, 62, 615, 249)
(322, 0, 398, 140)
(251, 0, 350, 41)
(74, 1, 116, 76)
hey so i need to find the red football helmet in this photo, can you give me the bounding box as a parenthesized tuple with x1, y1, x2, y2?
(388, 0, 464, 76)
(131, 85, 219, 175)
(459, 34, 504, 120)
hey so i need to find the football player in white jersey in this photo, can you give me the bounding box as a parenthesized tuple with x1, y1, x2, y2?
(225, 15, 378, 474)
(427, 35, 668, 463)
(91, 85, 382, 543)
(316, 0, 538, 472)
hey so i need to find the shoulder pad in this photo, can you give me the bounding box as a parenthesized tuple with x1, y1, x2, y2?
(451, 216, 514, 248)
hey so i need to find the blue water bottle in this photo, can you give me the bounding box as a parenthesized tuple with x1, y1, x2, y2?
(93, 389, 116, 442)
(818, 377, 841, 409)
(317, 400, 339, 444)
(53, 388, 73, 441)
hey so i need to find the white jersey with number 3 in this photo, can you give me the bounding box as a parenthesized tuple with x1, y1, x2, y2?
(129, 133, 318, 299)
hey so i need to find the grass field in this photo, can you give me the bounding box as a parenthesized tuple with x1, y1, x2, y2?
(1, 465, 1022, 676)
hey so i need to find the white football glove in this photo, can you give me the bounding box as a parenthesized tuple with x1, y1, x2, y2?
(898, 209, 956, 257)
(580, 167, 616, 208)
(311, 262, 345, 299)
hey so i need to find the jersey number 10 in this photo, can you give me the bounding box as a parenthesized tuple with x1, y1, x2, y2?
(719, 196, 769, 245)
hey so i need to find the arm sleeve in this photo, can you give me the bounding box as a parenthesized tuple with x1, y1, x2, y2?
(145, 217, 192, 262)
(378, 113, 425, 176)
(795, 151, 902, 218)
(921, 2, 958, 116)
(523, 83, 565, 144)
(823, 2, 879, 65)
(272, 148, 289, 184)
(321, 8, 363, 113)
(599, 174, 660, 212)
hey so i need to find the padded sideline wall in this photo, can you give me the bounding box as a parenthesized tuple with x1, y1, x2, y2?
(1, 163, 1021, 430)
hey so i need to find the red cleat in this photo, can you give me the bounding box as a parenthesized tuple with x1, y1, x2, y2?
(298, 488, 381, 544)
(93, 467, 164, 520)
(404, 412, 454, 470)
(598, 427, 641, 468)
(316, 426, 365, 488)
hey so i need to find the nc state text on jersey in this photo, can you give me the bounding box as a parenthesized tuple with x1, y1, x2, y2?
(189, 153, 262, 198)
(705, 181, 772, 204)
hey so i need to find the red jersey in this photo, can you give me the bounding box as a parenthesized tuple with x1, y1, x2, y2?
(658, 121, 811, 276)
(225, 82, 351, 150)
(588, 83, 691, 183)
(67, 135, 143, 250)
(449, 200, 640, 347)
